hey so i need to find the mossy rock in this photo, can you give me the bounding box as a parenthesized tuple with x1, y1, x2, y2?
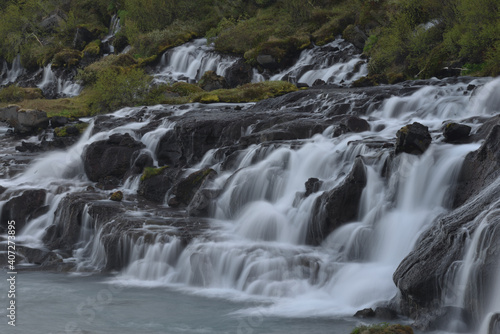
(168, 168, 217, 207)
(199, 94, 220, 103)
(83, 40, 101, 57)
(52, 49, 83, 68)
(140, 166, 168, 181)
(53, 123, 88, 137)
(110, 191, 123, 202)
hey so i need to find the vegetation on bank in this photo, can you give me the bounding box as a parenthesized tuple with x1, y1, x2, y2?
(0, 0, 499, 117)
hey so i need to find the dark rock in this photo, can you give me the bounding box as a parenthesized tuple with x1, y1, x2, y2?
(256, 54, 277, 69)
(0, 105, 49, 134)
(346, 115, 370, 133)
(304, 178, 323, 197)
(354, 308, 375, 318)
(487, 313, 500, 334)
(454, 125, 500, 207)
(0, 186, 6, 195)
(187, 188, 221, 217)
(342, 25, 368, 50)
(16, 246, 61, 266)
(83, 133, 144, 182)
(312, 79, 326, 86)
(39, 11, 66, 33)
(130, 151, 154, 175)
(375, 307, 398, 320)
(50, 116, 69, 128)
(394, 176, 500, 329)
(224, 59, 253, 88)
(296, 82, 309, 89)
(395, 122, 432, 155)
(138, 167, 182, 203)
(73, 27, 94, 50)
(198, 71, 228, 91)
(307, 158, 367, 245)
(168, 168, 217, 207)
(96, 176, 121, 190)
(0, 189, 46, 232)
(443, 123, 471, 143)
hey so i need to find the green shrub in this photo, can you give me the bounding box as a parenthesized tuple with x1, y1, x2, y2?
(88, 67, 151, 113)
(0, 86, 44, 102)
(52, 49, 83, 68)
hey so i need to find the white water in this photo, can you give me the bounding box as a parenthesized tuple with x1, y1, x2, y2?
(37, 63, 82, 97)
(102, 14, 122, 54)
(270, 39, 368, 86)
(154, 38, 241, 84)
(0, 54, 25, 86)
(2, 76, 500, 332)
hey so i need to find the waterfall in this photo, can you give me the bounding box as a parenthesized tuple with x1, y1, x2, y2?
(154, 38, 240, 84)
(270, 39, 368, 86)
(37, 63, 82, 97)
(0, 54, 25, 86)
(3, 61, 500, 330)
(102, 14, 122, 55)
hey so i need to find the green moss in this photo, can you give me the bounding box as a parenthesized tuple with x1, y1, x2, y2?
(141, 166, 168, 181)
(83, 40, 101, 57)
(170, 82, 205, 96)
(110, 191, 123, 202)
(199, 94, 220, 103)
(53, 123, 89, 137)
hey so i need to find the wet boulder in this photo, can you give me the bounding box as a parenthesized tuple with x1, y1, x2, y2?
(395, 122, 432, 155)
(138, 167, 182, 203)
(454, 125, 500, 207)
(304, 178, 323, 197)
(83, 133, 144, 183)
(50, 116, 69, 128)
(443, 123, 471, 143)
(394, 177, 500, 330)
(0, 189, 46, 232)
(73, 27, 94, 50)
(168, 168, 217, 207)
(342, 25, 368, 51)
(354, 308, 375, 318)
(307, 158, 367, 245)
(198, 71, 228, 91)
(224, 59, 253, 88)
(187, 188, 221, 217)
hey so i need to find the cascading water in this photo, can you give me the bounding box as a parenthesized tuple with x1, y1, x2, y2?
(270, 39, 368, 86)
(0, 54, 25, 86)
(37, 63, 82, 97)
(3, 68, 500, 332)
(154, 38, 241, 84)
(102, 14, 122, 55)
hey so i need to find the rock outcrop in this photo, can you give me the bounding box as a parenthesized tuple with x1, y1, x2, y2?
(307, 158, 367, 245)
(83, 133, 144, 183)
(395, 122, 432, 155)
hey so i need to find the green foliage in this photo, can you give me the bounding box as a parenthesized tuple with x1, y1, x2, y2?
(76, 54, 137, 85)
(0, 86, 43, 102)
(52, 49, 83, 68)
(88, 67, 151, 113)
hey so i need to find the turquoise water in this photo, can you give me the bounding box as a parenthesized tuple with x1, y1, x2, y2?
(0, 271, 370, 334)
